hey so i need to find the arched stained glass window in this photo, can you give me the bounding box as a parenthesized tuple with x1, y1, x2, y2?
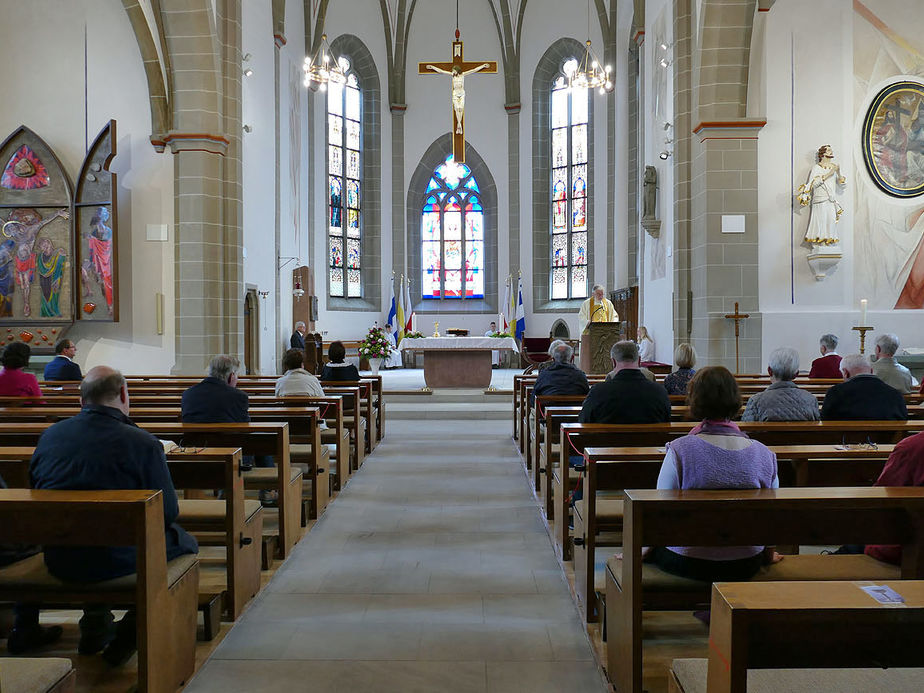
(328, 57, 362, 298)
(550, 58, 588, 299)
(421, 156, 485, 299)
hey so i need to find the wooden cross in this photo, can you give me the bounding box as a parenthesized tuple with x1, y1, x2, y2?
(724, 301, 750, 374)
(418, 32, 497, 163)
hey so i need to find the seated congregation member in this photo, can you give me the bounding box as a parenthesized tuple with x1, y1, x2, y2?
(182, 355, 272, 472)
(43, 338, 82, 381)
(649, 366, 781, 582)
(321, 341, 360, 381)
(662, 342, 697, 395)
(29, 366, 198, 666)
(741, 347, 819, 422)
(532, 341, 589, 402)
(276, 348, 324, 397)
(871, 333, 915, 393)
(0, 342, 41, 398)
(865, 430, 924, 565)
(808, 333, 841, 378)
(579, 340, 671, 424)
(821, 353, 907, 421)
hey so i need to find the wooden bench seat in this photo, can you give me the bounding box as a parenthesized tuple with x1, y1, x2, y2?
(0, 489, 199, 693)
(669, 579, 924, 692)
(0, 657, 76, 693)
(606, 487, 924, 693)
(669, 658, 924, 693)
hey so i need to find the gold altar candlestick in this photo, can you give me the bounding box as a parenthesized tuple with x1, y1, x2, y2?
(851, 326, 873, 354)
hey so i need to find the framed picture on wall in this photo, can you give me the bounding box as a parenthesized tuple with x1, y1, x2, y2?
(862, 80, 924, 199)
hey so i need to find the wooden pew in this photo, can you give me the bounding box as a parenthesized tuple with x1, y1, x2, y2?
(0, 446, 262, 626)
(573, 444, 896, 623)
(0, 421, 301, 561)
(0, 489, 199, 693)
(532, 394, 587, 495)
(321, 384, 366, 472)
(540, 405, 581, 524)
(555, 420, 924, 562)
(665, 580, 924, 693)
(606, 487, 924, 693)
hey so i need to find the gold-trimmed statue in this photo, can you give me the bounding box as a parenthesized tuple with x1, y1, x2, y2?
(797, 144, 846, 247)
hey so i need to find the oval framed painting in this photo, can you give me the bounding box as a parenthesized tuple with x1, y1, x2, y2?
(862, 80, 924, 198)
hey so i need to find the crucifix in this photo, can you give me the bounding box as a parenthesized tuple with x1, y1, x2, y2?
(724, 301, 750, 374)
(418, 27, 497, 163)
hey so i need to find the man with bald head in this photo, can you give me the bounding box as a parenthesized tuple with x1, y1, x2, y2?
(29, 366, 197, 666)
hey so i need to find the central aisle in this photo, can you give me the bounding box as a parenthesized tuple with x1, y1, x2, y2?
(186, 419, 607, 692)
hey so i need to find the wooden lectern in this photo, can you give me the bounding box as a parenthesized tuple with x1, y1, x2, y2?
(580, 323, 621, 375)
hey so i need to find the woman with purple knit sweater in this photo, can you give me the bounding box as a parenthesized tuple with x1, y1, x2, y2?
(647, 366, 782, 582)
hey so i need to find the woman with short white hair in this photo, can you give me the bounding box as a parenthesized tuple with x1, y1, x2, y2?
(741, 347, 819, 422)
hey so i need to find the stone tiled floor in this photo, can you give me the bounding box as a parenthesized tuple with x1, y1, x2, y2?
(185, 420, 607, 692)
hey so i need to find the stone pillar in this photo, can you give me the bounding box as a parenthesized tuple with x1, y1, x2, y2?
(390, 105, 406, 278)
(506, 104, 520, 281)
(689, 122, 763, 373)
(160, 0, 243, 373)
(672, 0, 694, 347)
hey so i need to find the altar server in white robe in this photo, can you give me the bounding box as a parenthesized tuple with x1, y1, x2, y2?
(383, 324, 403, 369)
(485, 321, 501, 368)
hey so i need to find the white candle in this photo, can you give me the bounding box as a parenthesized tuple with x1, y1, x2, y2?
(412, 313, 417, 332)
(860, 299, 868, 326)
(497, 313, 503, 334)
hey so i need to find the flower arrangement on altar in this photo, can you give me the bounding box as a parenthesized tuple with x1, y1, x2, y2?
(488, 332, 509, 338)
(403, 331, 425, 339)
(359, 327, 393, 358)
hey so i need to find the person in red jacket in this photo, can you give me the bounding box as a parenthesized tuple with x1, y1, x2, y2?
(808, 333, 842, 378)
(865, 431, 924, 565)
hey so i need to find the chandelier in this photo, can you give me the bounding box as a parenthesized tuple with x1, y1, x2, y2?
(302, 34, 345, 90)
(569, 0, 612, 94)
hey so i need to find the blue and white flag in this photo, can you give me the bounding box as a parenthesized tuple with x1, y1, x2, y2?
(386, 275, 398, 342)
(515, 274, 526, 341)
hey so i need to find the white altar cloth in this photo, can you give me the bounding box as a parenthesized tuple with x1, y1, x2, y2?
(398, 336, 519, 352)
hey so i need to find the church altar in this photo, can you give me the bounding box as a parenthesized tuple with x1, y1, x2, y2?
(399, 336, 518, 388)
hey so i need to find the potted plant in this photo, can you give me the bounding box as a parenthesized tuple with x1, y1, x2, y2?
(359, 326, 392, 374)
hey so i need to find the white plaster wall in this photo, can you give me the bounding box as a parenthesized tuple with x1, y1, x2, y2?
(755, 0, 924, 368)
(0, 0, 175, 374)
(242, 0, 279, 374)
(638, 0, 675, 363)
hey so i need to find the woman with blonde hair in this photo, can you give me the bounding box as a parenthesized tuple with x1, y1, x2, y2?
(663, 343, 697, 395)
(636, 326, 655, 363)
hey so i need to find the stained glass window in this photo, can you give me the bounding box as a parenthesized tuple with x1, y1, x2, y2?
(328, 57, 361, 298)
(420, 156, 484, 299)
(549, 59, 589, 300)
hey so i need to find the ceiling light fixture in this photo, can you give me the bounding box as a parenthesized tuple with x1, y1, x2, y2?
(303, 33, 345, 91)
(570, 0, 612, 95)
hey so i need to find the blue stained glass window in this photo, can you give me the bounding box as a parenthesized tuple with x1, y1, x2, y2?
(420, 155, 485, 299)
(328, 56, 361, 298)
(549, 58, 589, 299)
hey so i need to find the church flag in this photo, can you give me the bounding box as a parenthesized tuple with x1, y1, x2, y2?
(395, 275, 406, 344)
(387, 275, 398, 343)
(509, 276, 518, 337)
(515, 275, 526, 341)
(403, 276, 413, 335)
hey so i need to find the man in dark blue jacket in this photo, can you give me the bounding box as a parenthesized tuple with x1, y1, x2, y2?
(181, 355, 272, 473)
(579, 341, 671, 425)
(42, 338, 82, 381)
(30, 366, 198, 665)
(532, 340, 589, 403)
(821, 353, 908, 421)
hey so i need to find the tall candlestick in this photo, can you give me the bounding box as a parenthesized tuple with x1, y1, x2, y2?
(860, 298, 868, 326)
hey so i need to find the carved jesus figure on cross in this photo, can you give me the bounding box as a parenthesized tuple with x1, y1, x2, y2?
(419, 36, 497, 163)
(425, 62, 492, 135)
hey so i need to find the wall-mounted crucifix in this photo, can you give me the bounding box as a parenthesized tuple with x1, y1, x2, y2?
(418, 29, 497, 163)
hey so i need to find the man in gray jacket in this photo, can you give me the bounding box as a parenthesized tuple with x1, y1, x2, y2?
(872, 333, 915, 393)
(741, 347, 819, 422)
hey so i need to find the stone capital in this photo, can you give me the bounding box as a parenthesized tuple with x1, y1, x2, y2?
(692, 119, 767, 141)
(162, 132, 229, 156)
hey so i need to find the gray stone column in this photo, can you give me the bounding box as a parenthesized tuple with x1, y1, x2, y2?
(689, 123, 763, 373)
(390, 105, 406, 278)
(506, 105, 520, 278)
